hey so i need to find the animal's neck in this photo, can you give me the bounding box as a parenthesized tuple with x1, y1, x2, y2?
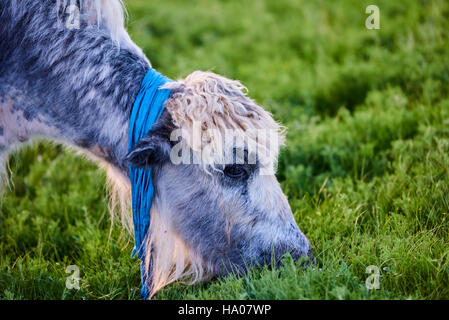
(62, 48, 151, 173)
(0, 0, 154, 176)
(37, 51, 148, 174)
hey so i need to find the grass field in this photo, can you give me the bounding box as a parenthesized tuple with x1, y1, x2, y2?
(1, 0, 449, 299)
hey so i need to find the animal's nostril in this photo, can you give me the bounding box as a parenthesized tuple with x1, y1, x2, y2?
(287, 248, 315, 267)
(257, 244, 314, 269)
(303, 248, 316, 267)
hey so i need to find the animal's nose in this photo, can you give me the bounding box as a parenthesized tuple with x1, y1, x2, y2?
(281, 246, 315, 267)
(258, 243, 315, 269)
(293, 248, 316, 267)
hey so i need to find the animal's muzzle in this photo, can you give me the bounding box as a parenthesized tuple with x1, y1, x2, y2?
(297, 248, 316, 267)
(257, 241, 315, 269)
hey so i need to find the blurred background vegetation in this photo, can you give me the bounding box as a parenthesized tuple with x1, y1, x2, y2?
(1, 0, 449, 299)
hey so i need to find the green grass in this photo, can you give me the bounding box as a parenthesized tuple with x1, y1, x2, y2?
(1, 0, 449, 299)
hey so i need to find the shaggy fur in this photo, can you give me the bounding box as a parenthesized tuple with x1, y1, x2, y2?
(0, 0, 313, 298)
(163, 71, 285, 175)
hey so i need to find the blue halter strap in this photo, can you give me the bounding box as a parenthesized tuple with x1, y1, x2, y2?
(128, 68, 172, 299)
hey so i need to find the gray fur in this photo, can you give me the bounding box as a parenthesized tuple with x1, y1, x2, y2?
(0, 0, 146, 170)
(0, 0, 314, 294)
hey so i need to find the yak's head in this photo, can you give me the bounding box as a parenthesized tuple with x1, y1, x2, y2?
(126, 71, 313, 297)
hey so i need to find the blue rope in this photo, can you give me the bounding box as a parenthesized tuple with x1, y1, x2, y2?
(128, 68, 172, 299)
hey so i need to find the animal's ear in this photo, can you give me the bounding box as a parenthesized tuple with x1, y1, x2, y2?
(125, 134, 171, 169)
(126, 110, 176, 169)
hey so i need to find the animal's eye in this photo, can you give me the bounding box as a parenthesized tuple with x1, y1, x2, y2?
(223, 165, 249, 179)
